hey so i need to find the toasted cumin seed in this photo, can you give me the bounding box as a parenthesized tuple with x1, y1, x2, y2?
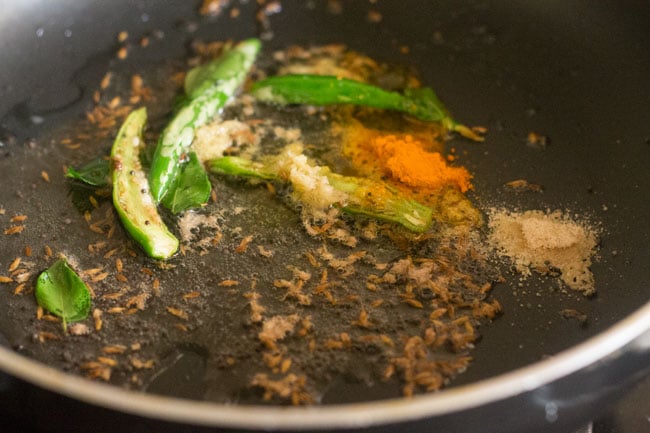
(140, 267, 154, 276)
(103, 248, 119, 258)
(100, 72, 112, 90)
(218, 279, 239, 287)
(13, 283, 26, 295)
(102, 345, 127, 354)
(38, 332, 60, 342)
(8, 258, 21, 272)
(166, 307, 188, 320)
(117, 46, 128, 59)
(4, 225, 25, 235)
(235, 235, 253, 253)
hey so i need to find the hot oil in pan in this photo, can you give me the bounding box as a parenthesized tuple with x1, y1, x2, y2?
(0, 43, 594, 405)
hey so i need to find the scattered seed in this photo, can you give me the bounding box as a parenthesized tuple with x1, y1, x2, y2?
(102, 345, 127, 355)
(89, 224, 104, 234)
(8, 258, 21, 272)
(115, 258, 123, 273)
(117, 31, 128, 42)
(130, 357, 155, 369)
(91, 272, 109, 283)
(107, 307, 125, 314)
(218, 279, 239, 287)
(13, 283, 26, 295)
(280, 358, 292, 373)
(0, 276, 13, 283)
(367, 10, 382, 23)
(183, 291, 201, 300)
(174, 323, 189, 332)
(98, 356, 118, 367)
(100, 72, 112, 90)
(38, 331, 60, 342)
(257, 245, 274, 258)
(117, 46, 128, 59)
(166, 307, 188, 320)
(235, 235, 253, 253)
(36, 306, 43, 320)
(103, 248, 119, 258)
(4, 225, 25, 235)
(108, 96, 121, 109)
(131, 74, 143, 91)
(24, 245, 32, 257)
(405, 299, 424, 309)
(81, 267, 104, 277)
(44, 245, 53, 257)
(40, 171, 50, 182)
(10, 215, 27, 223)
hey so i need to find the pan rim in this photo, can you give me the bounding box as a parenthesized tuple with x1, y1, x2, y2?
(0, 301, 648, 429)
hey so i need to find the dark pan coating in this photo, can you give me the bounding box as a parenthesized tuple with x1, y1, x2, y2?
(0, 1, 649, 432)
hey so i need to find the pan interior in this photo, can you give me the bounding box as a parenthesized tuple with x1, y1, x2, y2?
(0, 0, 648, 409)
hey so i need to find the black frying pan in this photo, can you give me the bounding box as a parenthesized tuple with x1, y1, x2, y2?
(0, 1, 649, 432)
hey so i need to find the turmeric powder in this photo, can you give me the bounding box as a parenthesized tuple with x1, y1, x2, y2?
(371, 134, 472, 193)
(340, 121, 472, 193)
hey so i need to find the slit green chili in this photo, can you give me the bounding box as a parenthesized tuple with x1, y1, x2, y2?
(112, 107, 179, 260)
(149, 38, 261, 203)
(250, 74, 483, 141)
(209, 155, 433, 233)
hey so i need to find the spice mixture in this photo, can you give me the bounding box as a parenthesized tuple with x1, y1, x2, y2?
(0, 35, 600, 406)
(488, 209, 599, 295)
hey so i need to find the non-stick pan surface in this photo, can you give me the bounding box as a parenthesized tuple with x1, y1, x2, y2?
(0, 1, 648, 432)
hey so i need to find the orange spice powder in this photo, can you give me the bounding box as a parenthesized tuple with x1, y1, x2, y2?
(371, 134, 472, 193)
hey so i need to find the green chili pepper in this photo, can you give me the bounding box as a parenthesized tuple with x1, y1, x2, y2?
(149, 38, 261, 203)
(112, 107, 179, 260)
(251, 74, 483, 141)
(209, 154, 433, 233)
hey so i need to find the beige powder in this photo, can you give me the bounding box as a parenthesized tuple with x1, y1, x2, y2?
(488, 209, 598, 295)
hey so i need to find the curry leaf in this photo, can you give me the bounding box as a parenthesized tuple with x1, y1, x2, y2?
(161, 152, 211, 214)
(35, 259, 92, 332)
(66, 157, 110, 186)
